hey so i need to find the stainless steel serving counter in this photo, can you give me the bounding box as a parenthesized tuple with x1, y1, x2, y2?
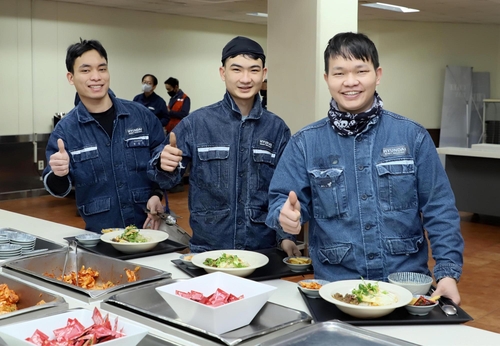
(0, 209, 499, 345)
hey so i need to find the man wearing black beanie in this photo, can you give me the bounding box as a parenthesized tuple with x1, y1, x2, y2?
(151, 36, 301, 256)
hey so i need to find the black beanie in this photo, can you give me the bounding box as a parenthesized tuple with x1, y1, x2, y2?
(221, 36, 265, 65)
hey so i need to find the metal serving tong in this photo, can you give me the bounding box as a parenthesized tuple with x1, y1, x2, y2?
(144, 208, 179, 225)
(61, 240, 78, 285)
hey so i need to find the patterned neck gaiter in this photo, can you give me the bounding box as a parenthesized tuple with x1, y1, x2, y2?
(328, 92, 383, 136)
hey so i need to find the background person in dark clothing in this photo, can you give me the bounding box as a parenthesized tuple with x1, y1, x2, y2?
(260, 78, 267, 109)
(164, 77, 190, 133)
(133, 74, 169, 127)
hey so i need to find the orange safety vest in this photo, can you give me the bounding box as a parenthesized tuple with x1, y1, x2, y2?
(165, 93, 188, 133)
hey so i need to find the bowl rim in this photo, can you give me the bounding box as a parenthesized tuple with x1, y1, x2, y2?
(282, 256, 312, 266)
(406, 294, 439, 307)
(100, 229, 169, 246)
(387, 272, 433, 285)
(319, 279, 413, 310)
(191, 249, 269, 272)
(75, 233, 101, 240)
(297, 279, 330, 292)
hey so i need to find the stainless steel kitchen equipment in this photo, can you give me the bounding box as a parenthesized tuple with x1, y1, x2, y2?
(258, 320, 419, 346)
(0, 274, 68, 326)
(2, 250, 170, 302)
(101, 279, 312, 346)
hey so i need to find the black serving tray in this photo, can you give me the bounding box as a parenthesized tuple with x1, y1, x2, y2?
(64, 236, 187, 260)
(299, 289, 473, 325)
(171, 247, 314, 281)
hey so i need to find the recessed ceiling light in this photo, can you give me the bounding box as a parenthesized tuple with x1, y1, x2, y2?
(361, 2, 419, 13)
(246, 12, 268, 18)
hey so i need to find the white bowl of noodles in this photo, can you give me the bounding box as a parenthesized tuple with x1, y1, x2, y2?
(191, 250, 269, 277)
(100, 229, 169, 254)
(319, 279, 413, 319)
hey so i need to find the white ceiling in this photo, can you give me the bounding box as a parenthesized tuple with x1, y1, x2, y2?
(46, 0, 500, 26)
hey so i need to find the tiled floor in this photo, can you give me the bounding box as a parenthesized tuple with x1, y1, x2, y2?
(0, 188, 499, 334)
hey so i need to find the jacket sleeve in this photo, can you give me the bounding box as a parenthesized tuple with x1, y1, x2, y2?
(42, 131, 72, 198)
(158, 98, 171, 126)
(272, 123, 295, 244)
(416, 129, 464, 281)
(266, 133, 311, 239)
(148, 118, 189, 189)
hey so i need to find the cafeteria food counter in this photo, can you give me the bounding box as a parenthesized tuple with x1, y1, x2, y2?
(0, 209, 499, 345)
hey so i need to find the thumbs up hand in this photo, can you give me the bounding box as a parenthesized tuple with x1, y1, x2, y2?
(49, 138, 70, 177)
(160, 132, 183, 172)
(279, 191, 302, 235)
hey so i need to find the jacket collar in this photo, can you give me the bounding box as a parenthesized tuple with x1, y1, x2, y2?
(222, 91, 263, 120)
(76, 92, 130, 123)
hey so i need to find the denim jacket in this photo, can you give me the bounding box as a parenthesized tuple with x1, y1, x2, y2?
(266, 110, 464, 282)
(150, 92, 291, 252)
(43, 94, 167, 233)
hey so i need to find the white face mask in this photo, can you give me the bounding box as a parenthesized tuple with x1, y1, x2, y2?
(142, 83, 153, 93)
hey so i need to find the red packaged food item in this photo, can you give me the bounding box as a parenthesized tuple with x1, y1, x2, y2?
(25, 307, 125, 345)
(176, 288, 244, 306)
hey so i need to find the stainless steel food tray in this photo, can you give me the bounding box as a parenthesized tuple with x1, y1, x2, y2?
(1, 250, 170, 302)
(138, 334, 180, 346)
(101, 279, 312, 346)
(0, 273, 68, 326)
(258, 320, 419, 346)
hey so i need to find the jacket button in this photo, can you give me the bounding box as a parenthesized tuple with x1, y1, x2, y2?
(358, 165, 364, 171)
(368, 253, 375, 259)
(361, 194, 367, 200)
(365, 224, 371, 230)
(237, 220, 243, 225)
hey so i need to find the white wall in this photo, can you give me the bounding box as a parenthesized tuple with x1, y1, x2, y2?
(360, 20, 500, 129)
(0, 0, 266, 135)
(1, 0, 500, 135)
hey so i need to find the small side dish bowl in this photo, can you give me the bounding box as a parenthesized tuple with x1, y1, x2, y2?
(388, 272, 433, 295)
(319, 279, 413, 319)
(283, 256, 312, 272)
(100, 230, 169, 254)
(179, 253, 198, 269)
(75, 233, 101, 247)
(155, 271, 276, 335)
(404, 295, 438, 316)
(297, 279, 330, 298)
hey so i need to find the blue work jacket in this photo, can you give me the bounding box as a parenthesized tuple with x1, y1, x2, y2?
(267, 109, 464, 283)
(43, 94, 167, 233)
(150, 92, 291, 252)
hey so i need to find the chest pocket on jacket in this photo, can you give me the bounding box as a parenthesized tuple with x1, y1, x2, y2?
(124, 135, 150, 171)
(252, 149, 276, 191)
(70, 146, 106, 187)
(309, 168, 348, 219)
(196, 146, 229, 189)
(376, 160, 417, 212)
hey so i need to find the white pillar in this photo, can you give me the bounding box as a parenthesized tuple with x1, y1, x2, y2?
(267, 0, 358, 133)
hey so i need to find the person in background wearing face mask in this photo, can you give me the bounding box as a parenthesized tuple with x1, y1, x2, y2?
(133, 73, 176, 224)
(164, 77, 190, 134)
(260, 79, 267, 109)
(133, 74, 169, 127)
